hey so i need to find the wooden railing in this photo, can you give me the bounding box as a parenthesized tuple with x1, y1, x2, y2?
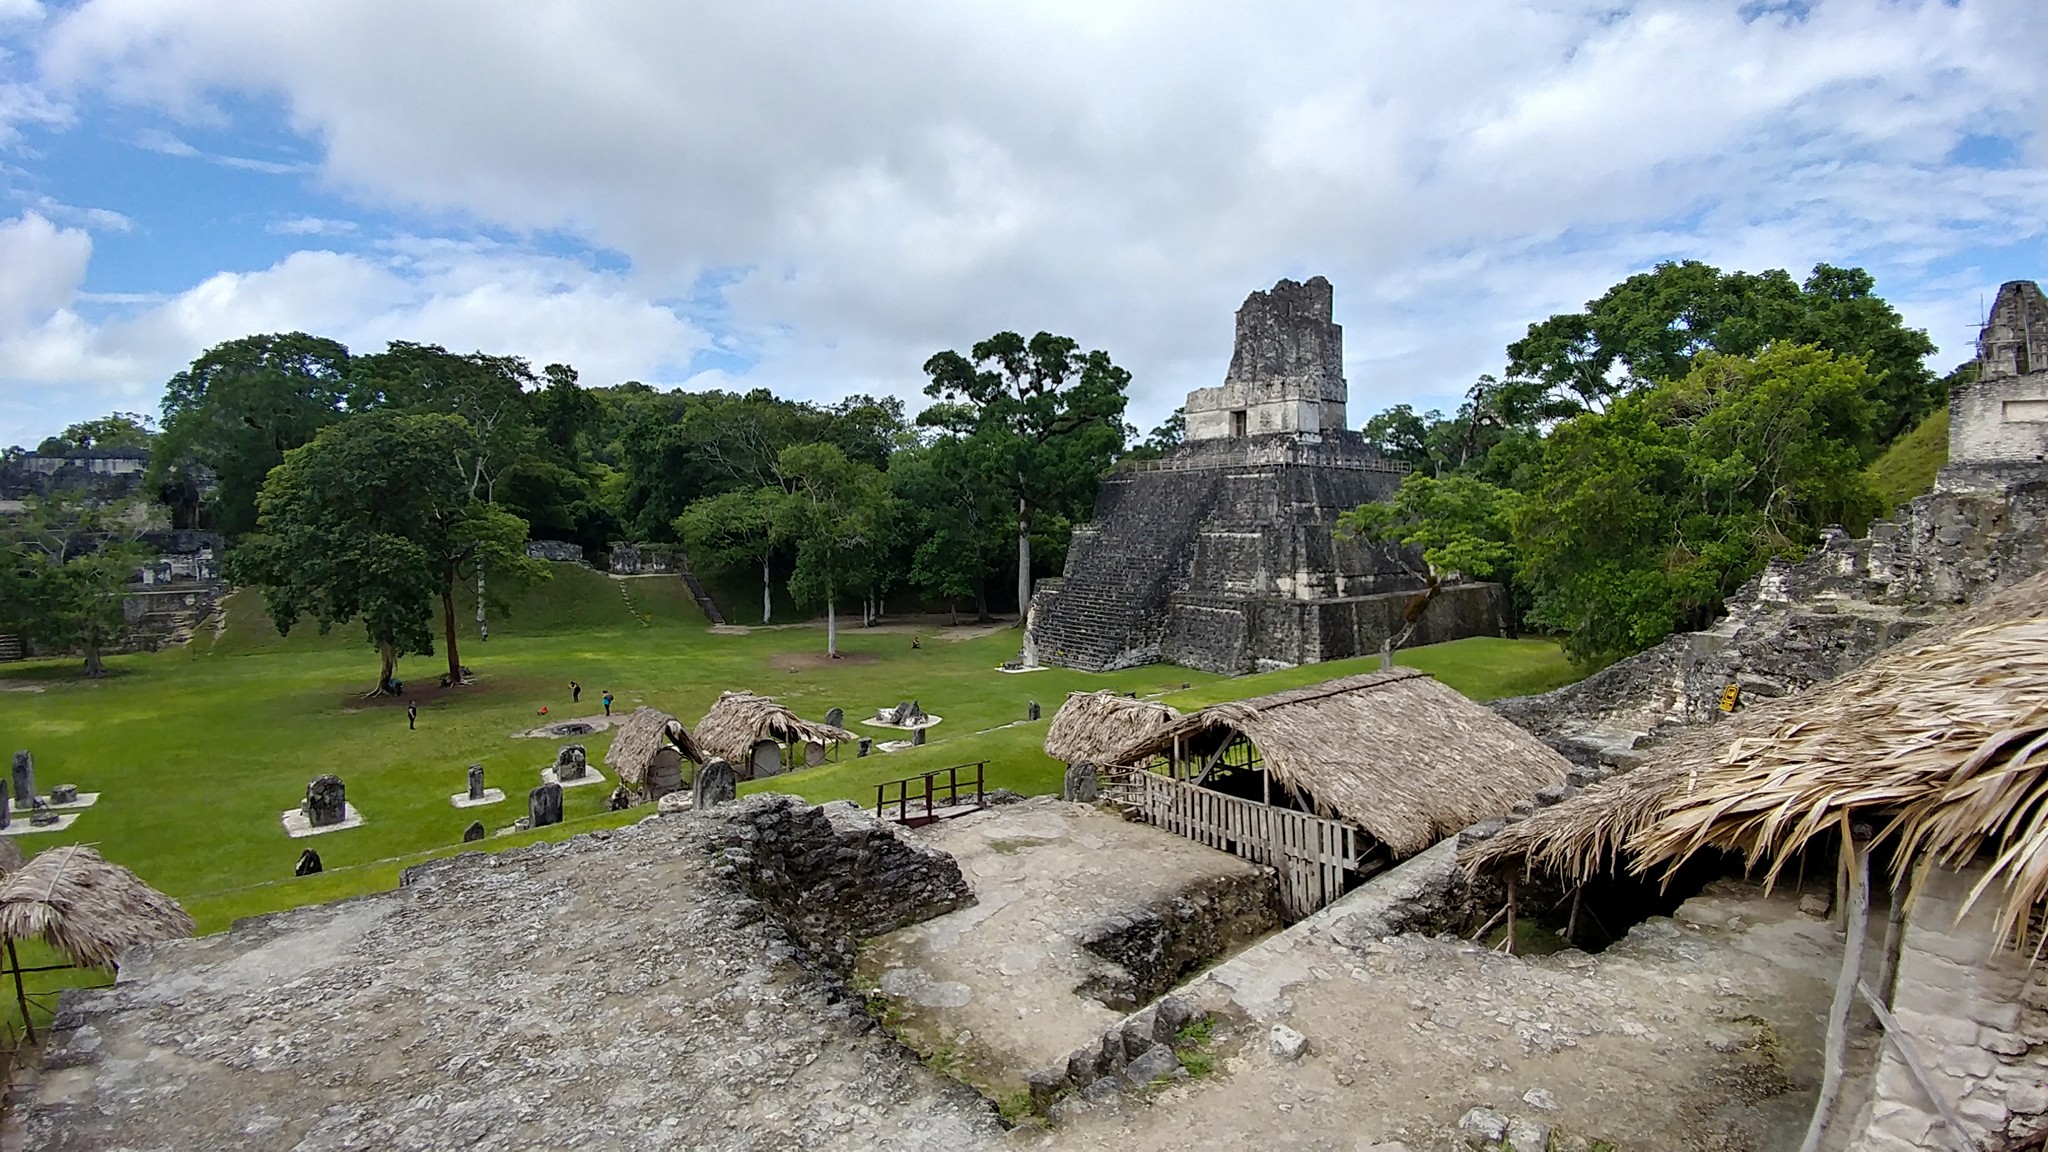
(874, 761, 987, 827)
(1100, 766, 1366, 920)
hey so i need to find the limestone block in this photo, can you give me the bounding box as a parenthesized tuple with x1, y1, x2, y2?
(1457, 1108, 1509, 1146)
(1123, 1043, 1180, 1086)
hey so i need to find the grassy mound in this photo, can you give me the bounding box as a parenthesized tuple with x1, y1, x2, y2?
(1866, 407, 1948, 513)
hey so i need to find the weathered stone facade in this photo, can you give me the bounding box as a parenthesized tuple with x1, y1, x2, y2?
(524, 539, 586, 563)
(1942, 279, 2048, 493)
(1849, 864, 2048, 1150)
(1184, 276, 1348, 441)
(1029, 278, 1504, 674)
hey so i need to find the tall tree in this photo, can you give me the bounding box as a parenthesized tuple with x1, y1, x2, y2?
(774, 442, 888, 657)
(230, 412, 543, 692)
(60, 413, 156, 451)
(921, 331, 1129, 614)
(675, 486, 789, 623)
(151, 333, 352, 535)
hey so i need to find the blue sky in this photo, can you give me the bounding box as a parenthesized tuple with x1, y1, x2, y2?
(1, 0, 2045, 447)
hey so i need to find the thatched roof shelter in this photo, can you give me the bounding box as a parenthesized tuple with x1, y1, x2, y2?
(603, 706, 703, 790)
(1043, 691, 1179, 764)
(0, 846, 193, 969)
(1109, 669, 1572, 857)
(694, 691, 858, 765)
(1467, 571, 2048, 949)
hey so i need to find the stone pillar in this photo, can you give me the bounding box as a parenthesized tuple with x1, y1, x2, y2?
(467, 764, 485, 801)
(528, 782, 564, 828)
(911, 726, 926, 747)
(1063, 761, 1099, 803)
(11, 751, 33, 809)
(693, 759, 736, 810)
(1027, 700, 1041, 721)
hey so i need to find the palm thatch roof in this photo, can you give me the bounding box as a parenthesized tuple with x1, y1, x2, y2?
(694, 691, 858, 764)
(1109, 669, 1572, 856)
(603, 706, 703, 788)
(1467, 571, 2048, 950)
(1043, 691, 1179, 764)
(0, 846, 193, 969)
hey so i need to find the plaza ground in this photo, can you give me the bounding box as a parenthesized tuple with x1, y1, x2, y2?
(0, 563, 1582, 1025)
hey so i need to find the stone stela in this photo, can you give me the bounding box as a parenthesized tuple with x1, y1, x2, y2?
(1024, 275, 1507, 675)
(451, 763, 506, 809)
(281, 773, 363, 838)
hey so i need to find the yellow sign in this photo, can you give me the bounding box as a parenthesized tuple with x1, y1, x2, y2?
(1718, 684, 1741, 713)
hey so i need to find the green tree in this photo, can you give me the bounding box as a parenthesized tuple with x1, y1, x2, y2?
(675, 486, 789, 623)
(1514, 344, 1882, 663)
(889, 436, 1009, 621)
(0, 496, 155, 676)
(61, 413, 156, 450)
(230, 412, 544, 692)
(921, 331, 1129, 614)
(774, 442, 888, 657)
(151, 333, 353, 535)
(1506, 261, 1935, 441)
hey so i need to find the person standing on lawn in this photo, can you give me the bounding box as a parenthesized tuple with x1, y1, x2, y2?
(407, 700, 419, 730)
(570, 681, 582, 704)
(601, 690, 614, 717)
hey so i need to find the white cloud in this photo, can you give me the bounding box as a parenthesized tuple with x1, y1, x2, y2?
(7, 0, 2047, 436)
(0, 221, 709, 444)
(267, 214, 356, 236)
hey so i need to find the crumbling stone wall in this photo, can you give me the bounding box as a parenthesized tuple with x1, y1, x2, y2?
(1075, 870, 1282, 1010)
(1185, 276, 1349, 441)
(1495, 479, 2048, 754)
(1849, 864, 2048, 1150)
(702, 797, 976, 975)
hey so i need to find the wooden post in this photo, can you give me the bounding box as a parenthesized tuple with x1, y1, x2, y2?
(1800, 822, 1869, 1152)
(1504, 876, 1518, 957)
(8, 939, 33, 1044)
(1565, 887, 1583, 947)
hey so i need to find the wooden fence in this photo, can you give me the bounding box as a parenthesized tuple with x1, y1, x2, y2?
(1101, 766, 1366, 920)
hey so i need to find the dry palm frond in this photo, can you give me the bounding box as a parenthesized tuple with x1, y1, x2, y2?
(0, 846, 193, 969)
(603, 707, 703, 788)
(1111, 669, 1570, 856)
(1043, 691, 1178, 764)
(694, 691, 858, 764)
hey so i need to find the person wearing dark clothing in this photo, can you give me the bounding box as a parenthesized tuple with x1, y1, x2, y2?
(601, 690, 614, 717)
(571, 681, 582, 704)
(407, 701, 418, 730)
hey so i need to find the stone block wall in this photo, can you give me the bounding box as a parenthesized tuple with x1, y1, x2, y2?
(525, 540, 586, 563)
(1850, 864, 2048, 1150)
(1159, 581, 1506, 674)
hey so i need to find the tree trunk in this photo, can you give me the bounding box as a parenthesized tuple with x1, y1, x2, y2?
(475, 565, 488, 640)
(82, 637, 103, 678)
(1016, 496, 1032, 620)
(761, 553, 772, 624)
(975, 578, 991, 624)
(442, 589, 462, 686)
(377, 639, 397, 694)
(826, 594, 838, 658)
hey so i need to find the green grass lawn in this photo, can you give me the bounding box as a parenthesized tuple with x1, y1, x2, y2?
(0, 565, 1580, 1026)
(1866, 406, 1949, 513)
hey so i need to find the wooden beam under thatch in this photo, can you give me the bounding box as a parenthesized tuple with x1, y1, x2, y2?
(0, 846, 193, 970)
(1109, 669, 1571, 857)
(694, 691, 858, 765)
(1043, 691, 1178, 764)
(603, 706, 704, 790)
(1468, 570, 2048, 954)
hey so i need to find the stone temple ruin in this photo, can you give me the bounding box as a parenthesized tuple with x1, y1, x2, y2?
(1027, 276, 1504, 674)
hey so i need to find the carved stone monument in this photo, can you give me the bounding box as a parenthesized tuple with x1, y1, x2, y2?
(823, 706, 845, 729)
(463, 820, 486, 842)
(1063, 760, 1099, 803)
(467, 764, 485, 801)
(50, 784, 77, 805)
(911, 726, 926, 747)
(11, 751, 33, 809)
(857, 737, 872, 758)
(607, 785, 632, 812)
(553, 745, 588, 782)
(693, 758, 736, 810)
(529, 782, 564, 828)
(0, 781, 10, 829)
(295, 849, 322, 876)
(647, 757, 683, 799)
(1027, 700, 1041, 721)
(28, 800, 56, 827)
(302, 775, 348, 828)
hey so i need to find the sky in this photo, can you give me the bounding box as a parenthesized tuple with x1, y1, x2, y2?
(0, 0, 2044, 448)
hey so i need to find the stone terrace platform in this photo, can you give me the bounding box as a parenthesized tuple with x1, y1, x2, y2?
(17, 798, 1003, 1152)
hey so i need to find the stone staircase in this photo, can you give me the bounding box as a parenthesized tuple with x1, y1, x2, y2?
(1030, 470, 1226, 671)
(679, 567, 726, 626)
